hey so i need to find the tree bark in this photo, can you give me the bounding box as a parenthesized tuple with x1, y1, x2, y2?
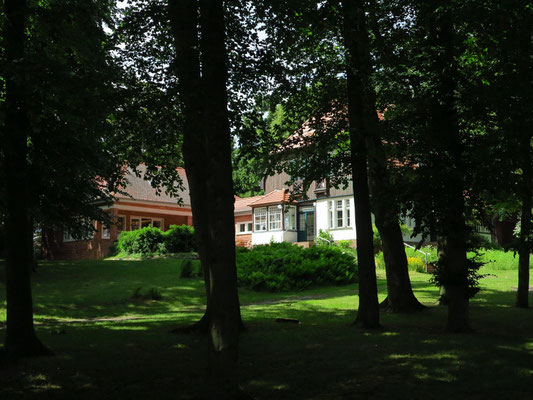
(169, 1, 244, 397)
(516, 133, 532, 308)
(3, 0, 50, 358)
(342, 0, 380, 329)
(367, 137, 424, 313)
(429, 13, 470, 332)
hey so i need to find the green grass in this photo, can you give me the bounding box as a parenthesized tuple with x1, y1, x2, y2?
(0, 255, 532, 399)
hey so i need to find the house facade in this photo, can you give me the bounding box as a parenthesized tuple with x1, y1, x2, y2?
(233, 173, 361, 247)
(43, 166, 193, 260)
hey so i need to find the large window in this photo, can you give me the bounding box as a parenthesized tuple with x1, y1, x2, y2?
(102, 222, 111, 239)
(254, 208, 267, 232)
(130, 216, 164, 231)
(284, 206, 296, 230)
(269, 206, 282, 231)
(328, 198, 353, 229)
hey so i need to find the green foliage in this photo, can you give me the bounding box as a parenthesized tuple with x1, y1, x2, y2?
(372, 224, 382, 252)
(317, 229, 334, 246)
(430, 254, 487, 299)
(116, 225, 195, 256)
(336, 240, 353, 249)
(162, 225, 196, 253)
(117, 227, 164, 255)
(236, 242, 357, 292)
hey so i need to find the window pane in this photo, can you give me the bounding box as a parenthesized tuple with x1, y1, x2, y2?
(269, 207, 282, 231)
(141, 218, 151, 228)
(116, 216, 125, 231)
(131, 218, 140, 230)
(247, 223, 253, 232)
(336, 200, 343, 209)
(152, 220, 162, 229)
(254, 208, 267, 231)
(346, 208, 351, 227)
(337, 210, 343, 228)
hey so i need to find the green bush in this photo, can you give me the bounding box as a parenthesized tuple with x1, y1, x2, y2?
(163, 225, 196, 253)
(116, 225, 196, 256)
(236, 242, 357, 292)
(117, 227, 163, 255)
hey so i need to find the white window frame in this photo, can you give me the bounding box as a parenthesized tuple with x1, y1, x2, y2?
(328, 198, 353, 229)
(254, 208, 267, 232)
(284, 206, 297, 231)
(102, 222, 111, 239)
(130, 216, 164, 231)
(268, 206, 282, 231)
(236, 222, 253, 235)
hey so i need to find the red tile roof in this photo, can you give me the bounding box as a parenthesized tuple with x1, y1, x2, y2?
(247, 189, 295, 207)
(234, 194, 266, 214)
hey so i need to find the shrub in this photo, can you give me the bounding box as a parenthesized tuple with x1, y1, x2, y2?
(407, 256, 425, 273)
(163, 225, 196, 253)
(236, 242, 357, 292)
(117, 227, 163, 255)
(317, 229, 334, 246)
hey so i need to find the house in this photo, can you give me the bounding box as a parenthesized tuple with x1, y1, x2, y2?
(42, 165, 193, 260)
(232, 109, 422, 248)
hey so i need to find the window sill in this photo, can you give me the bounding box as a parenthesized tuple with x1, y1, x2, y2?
(236, 232, 252, 236)
(328, 227, 354, 231)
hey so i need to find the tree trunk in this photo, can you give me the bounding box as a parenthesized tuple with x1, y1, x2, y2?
(366, 137, 424, 313)
(377, 221, 425, 312)
(428, 10, 470, 332)
(516, 133, 532, 308)
(342, 0, 380, 329)
(3, 0, 50, 358)
(169, 1, 244, 397)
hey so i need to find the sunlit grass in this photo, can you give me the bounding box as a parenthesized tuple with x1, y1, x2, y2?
(0, 257, 532, 399)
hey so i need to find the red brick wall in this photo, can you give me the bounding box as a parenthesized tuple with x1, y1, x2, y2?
(235, 214, 252, 247)
(43, 205, 193, 260)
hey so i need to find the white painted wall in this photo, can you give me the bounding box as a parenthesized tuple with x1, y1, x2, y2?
(315, 197, 357, 241)
(252, 230, 298, 245)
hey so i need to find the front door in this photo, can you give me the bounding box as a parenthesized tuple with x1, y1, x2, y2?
(298, 210, 315, 241)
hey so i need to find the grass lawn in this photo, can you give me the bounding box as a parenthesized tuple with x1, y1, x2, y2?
(0, 256, 532, 399)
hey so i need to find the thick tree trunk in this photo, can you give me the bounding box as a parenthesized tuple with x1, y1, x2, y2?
(3, 0, 50, 358)
(516, 133, 532, 308)
(199, 2, 243, 397)
(170, 1, 244, 397)
(428, 11, 470, 332)
(367, 138, 424, 313)
(377, 221, 425, 312)
(342, 0, 380, 329)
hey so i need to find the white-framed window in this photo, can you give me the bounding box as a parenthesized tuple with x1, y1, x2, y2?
(345, 199, 351, 227)
(328, 198, 353, 229)
(284, 206, 296, 230)
(102, 222, 110, 239)
(130, 216, 164, 231)
(328, 201, 334, 228)
(269, 206, 282, 231)
(236, 222, 253, 234)
(254, 208, 267, 232)
(336, 200, 344, 228)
